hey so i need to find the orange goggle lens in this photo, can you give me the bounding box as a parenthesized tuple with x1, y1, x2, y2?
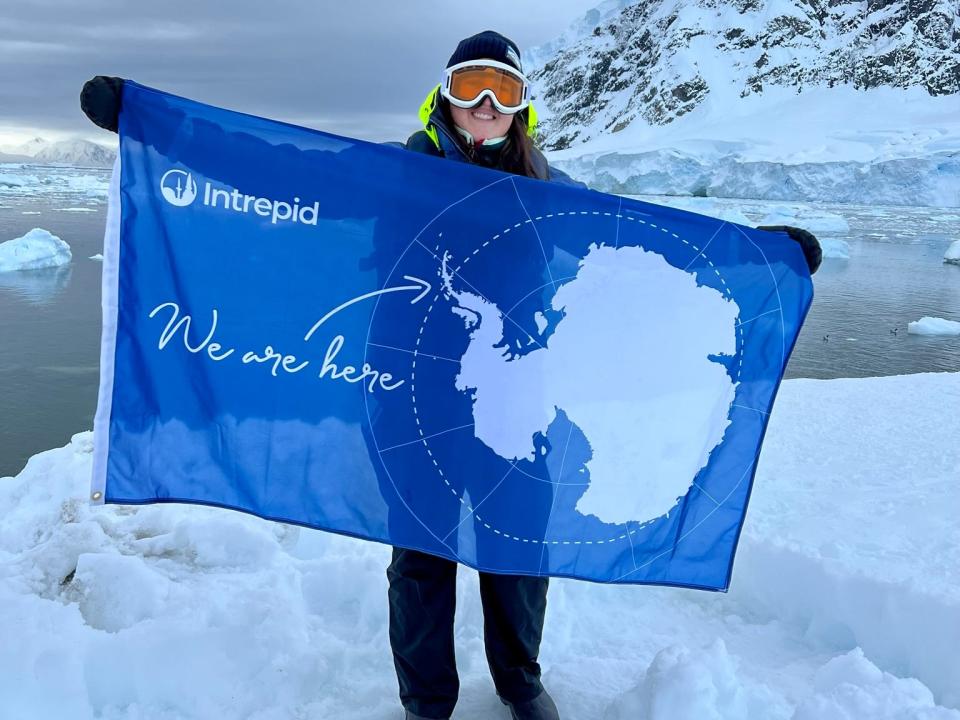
(448, 66, 526, 108)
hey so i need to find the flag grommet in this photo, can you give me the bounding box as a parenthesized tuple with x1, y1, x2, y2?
(91, 491, 103, 501)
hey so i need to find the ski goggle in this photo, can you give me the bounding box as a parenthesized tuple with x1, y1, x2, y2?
(440, 60, 530, 114)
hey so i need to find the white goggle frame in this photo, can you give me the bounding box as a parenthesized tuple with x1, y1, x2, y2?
(440, 59, 530, 114)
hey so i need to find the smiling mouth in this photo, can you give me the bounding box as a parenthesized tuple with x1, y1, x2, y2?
(471, 110, 497, 121)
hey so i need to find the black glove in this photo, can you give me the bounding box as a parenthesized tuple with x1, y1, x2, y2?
(756, 224, 822, 275)
(80, 76, 124, 133)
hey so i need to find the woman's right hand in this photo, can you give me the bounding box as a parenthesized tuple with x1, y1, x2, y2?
(80, 76, 125, 133)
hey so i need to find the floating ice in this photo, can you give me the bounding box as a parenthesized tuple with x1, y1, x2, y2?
(638, 195, 754, 225)
(757, 205, 850, 234)
(945, 240, 960, 266)
(0, 166, 109, 199)
(820, 238, 851, 260)
(907, 317, 960, 336)
(0, 228, 72, 272)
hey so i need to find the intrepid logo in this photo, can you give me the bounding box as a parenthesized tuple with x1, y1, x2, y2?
(160, 169, 198, 207)
(159, 168, 319, 225)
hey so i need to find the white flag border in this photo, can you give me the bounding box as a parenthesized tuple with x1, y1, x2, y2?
(90, 150, 122, 505)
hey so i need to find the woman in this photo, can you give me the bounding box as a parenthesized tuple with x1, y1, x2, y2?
(80, 29, 819, 720)
(389, 30, 818, 720)
(389, 31, 572, 720)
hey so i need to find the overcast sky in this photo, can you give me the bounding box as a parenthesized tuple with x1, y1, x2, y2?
(0, 1, 598, 147)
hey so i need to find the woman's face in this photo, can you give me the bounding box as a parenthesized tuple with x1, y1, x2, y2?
(449, 96, 514, 141)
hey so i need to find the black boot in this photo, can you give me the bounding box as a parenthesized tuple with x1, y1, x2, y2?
(405, 711, 449, 720)
(500, 689, 560, 720)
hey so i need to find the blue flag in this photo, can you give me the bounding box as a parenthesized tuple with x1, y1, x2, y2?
(91, 81, 812, 589)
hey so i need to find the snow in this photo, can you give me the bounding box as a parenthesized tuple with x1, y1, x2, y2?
(0, 228, 72, 272)
(793, 649, 959, 720)
(908, 317, 960, 336)
(2, 373, 959, 718)
(945, 240, 960, 265)
(89, 254, 104, 262)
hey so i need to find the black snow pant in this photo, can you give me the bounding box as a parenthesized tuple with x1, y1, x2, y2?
(387, 547, 549, 719)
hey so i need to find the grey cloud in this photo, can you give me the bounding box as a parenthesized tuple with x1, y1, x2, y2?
(1, 0, 598, 143)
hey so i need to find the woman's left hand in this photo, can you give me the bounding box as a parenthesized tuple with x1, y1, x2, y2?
(755, 225, 822, 275)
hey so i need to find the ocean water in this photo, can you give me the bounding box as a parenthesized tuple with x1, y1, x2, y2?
(1, 165, 958, 477)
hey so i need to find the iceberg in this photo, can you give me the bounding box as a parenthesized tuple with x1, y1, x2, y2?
(757, 206, 850, 234)
(945, 240, 960, 266)
(631, 195, 754, 225)
(907, 317, 960, 336)
(821, 238, 851, 260)
(0, 228, 72, 273)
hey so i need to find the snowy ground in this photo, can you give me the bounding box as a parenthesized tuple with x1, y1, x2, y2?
(1, 372, 958, 719)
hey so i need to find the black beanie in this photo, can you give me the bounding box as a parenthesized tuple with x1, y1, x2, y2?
(446, 30, 524, 73)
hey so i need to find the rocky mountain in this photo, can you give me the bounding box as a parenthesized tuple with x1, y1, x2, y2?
(0, 137, 115, 168)
(526, 0, 960, 151)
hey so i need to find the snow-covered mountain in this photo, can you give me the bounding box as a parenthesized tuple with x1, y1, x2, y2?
(0, 137, 115, 168)
(7, 137, 51, 158)
(527, 0, 959, 149)
(525, 0, 960, 206)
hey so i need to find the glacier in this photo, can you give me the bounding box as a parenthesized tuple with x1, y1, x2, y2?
(551, 147, 960, 208)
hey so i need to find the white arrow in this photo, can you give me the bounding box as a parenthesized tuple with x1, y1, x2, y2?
(303, 275, 432, 341)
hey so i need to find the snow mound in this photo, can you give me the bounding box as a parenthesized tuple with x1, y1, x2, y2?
(605, 640, 764, 720)
(2, 373, 959, 717)
(0, 228, 71, 272)
(908, 317, 960, 336)
(794, 649, 960, 720)
(945, 240, 960, 265)
(821, 238, 851, 260)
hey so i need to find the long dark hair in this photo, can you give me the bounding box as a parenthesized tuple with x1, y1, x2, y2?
(440, 100, 545, 180)
(503, 111, 544, 180)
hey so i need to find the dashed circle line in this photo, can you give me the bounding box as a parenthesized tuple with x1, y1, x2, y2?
(407, 210, 744, 546)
